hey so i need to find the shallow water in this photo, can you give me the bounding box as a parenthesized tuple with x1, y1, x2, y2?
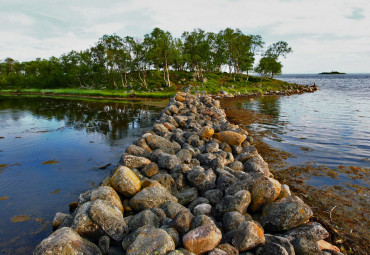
(0, 96, 166, 254)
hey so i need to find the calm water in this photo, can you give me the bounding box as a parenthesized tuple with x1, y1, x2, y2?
(237, 73, 370, 185)
(0, 96, 166, 254)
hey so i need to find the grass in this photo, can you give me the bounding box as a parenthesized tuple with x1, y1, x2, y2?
(0, 71, 303, 99)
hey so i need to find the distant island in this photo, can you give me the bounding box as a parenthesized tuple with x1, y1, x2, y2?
(319, 71, 346, 74)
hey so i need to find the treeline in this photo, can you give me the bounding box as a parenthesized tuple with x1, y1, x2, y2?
(0, 28, 291, 90)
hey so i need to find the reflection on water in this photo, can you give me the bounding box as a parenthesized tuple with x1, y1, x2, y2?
(0, 95, 166, 254)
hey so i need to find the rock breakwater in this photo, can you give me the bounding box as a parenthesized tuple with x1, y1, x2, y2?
(34, 92, 342, 255)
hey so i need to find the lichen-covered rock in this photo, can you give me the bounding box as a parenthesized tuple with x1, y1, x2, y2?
(208, 248, 228, 255)
(146, 134, 174, 151)
(140, 162, 159, 178)
(162, 227, 181, 248)
(250, 177, 281, 212)
(225, 179, 255, 196)
(126, 144, 151, 158)
(170, 210, 194, 234)
(151, 173, 177, 194)
(120, 154, 151, 169)
(260, 196, 313, 232)
(187, 168, 216, 192)
(232, 221, 265, 251)
(291, 237, 322, 255)
(128, 209, 160, 231)
(216, 190, 251, 217)
(283, 222, 329, 242)
(216, 243, 239, 255)
(222, 211, 247, 233)
(190, 215, 216, 230)
(158, 153, 181, 170)
(89, 199, 128, 241)
(52, 212, 69, 229)
(228, 160, 244, 172)
(188, 197, 210, 211)
(264, 234, 295, 255)
(176, 149, 193, 164)
(199, 126, 215, 140)
(34, 227, 102, 255)
(130, 187, 178, 212)
(126, 227, 175, 255)
(160, 201, 189, 219)
(154, 123, 171, 136)
(79, 185, 124, 213)
(203, 189, 223, 206)
(110, 166, 141, 197)
(175, 187, 198, 206)
(213, 131, 246, 146)
(183, 224, 222, 254)
(243, 154, 270, 176)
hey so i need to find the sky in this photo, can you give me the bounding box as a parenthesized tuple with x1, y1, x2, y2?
(0, 0, 369, 74)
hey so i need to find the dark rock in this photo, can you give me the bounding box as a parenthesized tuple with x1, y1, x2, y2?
(187, 168, 217, 192)
(290, 237, 322, 255)
(235, 146, 257, 162)
(171, 210, 194, 234)
(183, 224, 222, 254)
(126, 227, 175, 255)
(232, 221, 265, 251)
(217, 243, 239, 255)
(98, 235, 110, 255)
(128, 209, 160, 231)
(222, 211, 247, 233)
(89, 199, 128, 241)
(209, 248, 228, 255)
(188, 197, 210, 211)
(264, 234, 295, 255)
(225, 179, 254, 196)
(171, 164, 191, 174)
(203, 189, 224, 206)
(283, 222, 329, 242)
(216, 190, 251, 217)
(122, 226, 155, 250)
(160, 201, 189, 219)
(149, 207, 167, 223)
(221, 230, 237, 244)
(176, 149, 193, 163)
(158, 153, 181, 171)
(206, 142, 219, 153)
(191, 215, 216, 229)
(171, 172, 187, 191)
(175, 187, 198, 206)
(216, 172, 238, 191)
(260, 196, 313, 232)
(255, 242, 289, 255)
(130, 187, 178, 212)
(34, 227, 102, 255)
(230, 145, 243, 155)
(152, 173, 177, 194)
(243, 154, 270, 176)
(198, 152, 217, 165)
(140, 162, 159, 178)
(162, 227, 181, 248)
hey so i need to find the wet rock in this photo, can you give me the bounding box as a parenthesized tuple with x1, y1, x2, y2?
(264, 234, 295, 255)
(98, 235, 110, 255)
(171, 210, 194, 234)
(126, 227, 175, 255)
(199, 126, 215, 140)
(216, 190, 251, 217)
(193, 203, 212, 216)
(283, 222, 329, 242)
(177, 149, 193, 164)
(250, 177, 281, 212)
(52, 212, 69, 229)
(290, 237, 322, 255)
(160, 201, 189, 219)
(89, 199, 128, 241)
(128, 209, 160, 231)
(110, 166, 141, 198)
(243, 154, 270, 176)
(71, 202, 104, 241)
(203, 189, 224, 206)
(260, 196, 313, 232)
(183, 224, 222, 254)
(120, 154, 151, 169)
(232, 221, 265, 251)
(130, 187, 178, 212)
(79, 186, 124, 213)
(175, 187, 198, 206)
(222, 211, 247, 233)
(188, 197, 210, 211)
(255, 242, 289, 255)
(140, 162, 159, 178)
(213, 131, 246, 146)
(145, 134, 174, 151)
(126, 144, 151, 158)
(34, 227, 102, 255)
(158, 153, 181, 170)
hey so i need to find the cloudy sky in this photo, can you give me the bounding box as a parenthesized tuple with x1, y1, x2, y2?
(0, 0, 369, 73)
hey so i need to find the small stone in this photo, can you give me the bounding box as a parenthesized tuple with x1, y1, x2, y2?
(264, 234, 295, 255)
(188, 197, 210, 211)
(187, 168, 216, 192)
(98, 235, 110, 255)
(162, 227, 181, 248)
(176, 149, 193, 163)
(183, 224, 222, 254)
(151, 173, 177, 194)
(222, 211, 247, 233)
(203, 189, 224, 206)
(217, 243, 239, 255)
(34, 227, 102, 255)
(120, 154, 151, 169)
(154, 123, 171, 136)
(283, 222, 329, 242)
(278, 184, 291, 199)
(260, 196, 313, 232)
(145, 134, 174, 151)
(175, 95, 186, 102)
(228, 161, 244, 172)
(206, 142, 219, 153)
(216, 172, 238, 191)
(52, 212, 69, 229)
(158, 153, 181, 170)
(250, 177, 281, 212)
(199, 126, 215, 140)
(160, 201, 189, 219)
(232, 221, 265, 251)
(171, 210, 194, 234)
(208, 248, 228, 255)
(110, 166, 141, 198)
(213, 131, 246, 146)
(243, 154, 270, 176)
(193, 203, 212, 216)
(140, 162, 159, 178)
(220, 142, 232, 153)
(191, 215, 215, 229)
(291, 237, 322, 255)
(130, 187, 178, 212)
(255, 242, 289, 255)
(225, 179, 255, 196)
(175, 187, 198, 206)
(134, 137, 152, 153)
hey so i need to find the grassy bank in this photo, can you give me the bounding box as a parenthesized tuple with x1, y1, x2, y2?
(0, 71, 303, 99)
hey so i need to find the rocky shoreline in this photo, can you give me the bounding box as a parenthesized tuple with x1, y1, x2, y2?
(34, 91, 341, 255)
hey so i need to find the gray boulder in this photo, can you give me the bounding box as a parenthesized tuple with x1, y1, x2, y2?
(130, 187, 178, 212)
(175, 187, 198, 206)
(215, 190, 251, 217)
(232, 221, 265, 251)
(128, 209, 160, 231)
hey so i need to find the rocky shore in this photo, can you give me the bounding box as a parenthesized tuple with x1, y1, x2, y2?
(34, 91, 341, 255)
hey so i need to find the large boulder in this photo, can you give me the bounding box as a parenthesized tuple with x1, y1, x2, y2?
(183, 224, 222, 255)
(89, 199, 128, 241)
(250, 177, 281, 212)
(130, 187, 178, 212)
(34, 227, 102, 255)
(260, 196, 313, 232)
(126, 227, 175, 255)
(232, 221, 265, 251)
(110, 166, 141, 197)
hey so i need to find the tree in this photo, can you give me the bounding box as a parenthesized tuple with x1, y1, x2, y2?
(255, 41, 292, 78)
